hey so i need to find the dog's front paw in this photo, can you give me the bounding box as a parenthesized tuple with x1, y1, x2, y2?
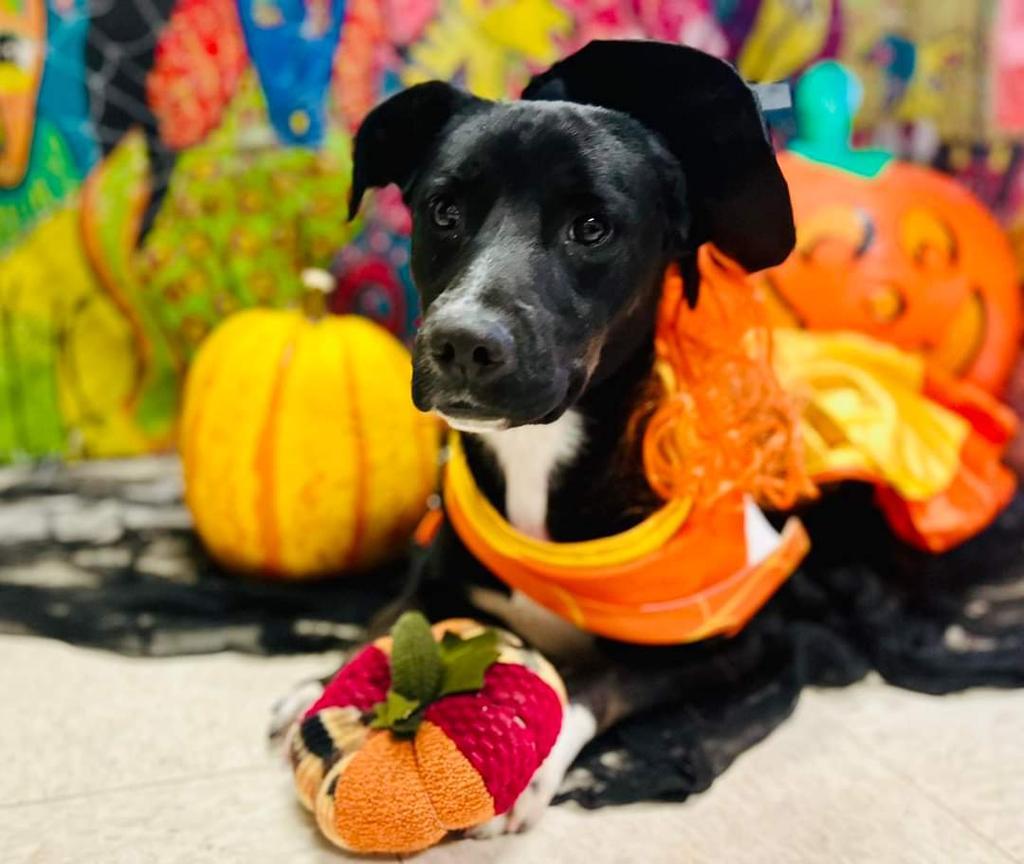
(467, 703, 597, 838)
(465, 747, 570, 838)
(466, 814, 512, 840)
(268, 678, 325, 746)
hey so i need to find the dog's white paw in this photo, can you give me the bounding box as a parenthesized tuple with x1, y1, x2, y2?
(467, 703, 597, 839)
(506, 752, 569, 832)
(466, 758, 563, 838)
(466, 813, 513, 840)
(268, 678, 325, 745)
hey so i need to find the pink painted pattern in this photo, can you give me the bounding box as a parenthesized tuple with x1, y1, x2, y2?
(994, 0, 1024, 133)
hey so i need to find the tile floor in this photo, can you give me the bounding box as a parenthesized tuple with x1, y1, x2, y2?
(2, 634, 1022, 864)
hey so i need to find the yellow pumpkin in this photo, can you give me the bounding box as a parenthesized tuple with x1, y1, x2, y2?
(180, 309, 439, 578)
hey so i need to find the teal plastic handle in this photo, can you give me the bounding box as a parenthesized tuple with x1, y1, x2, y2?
(788, 60, 892, 177)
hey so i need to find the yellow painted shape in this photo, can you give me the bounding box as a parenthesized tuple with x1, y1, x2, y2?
(0, 64, 32, 91)
(475, 0, 569, 60)
(0, 204, 149, 457)
(404, 0, 569, 99)
(738, 0, 832, 82)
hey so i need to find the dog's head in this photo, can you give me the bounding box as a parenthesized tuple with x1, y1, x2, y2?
(349, 41, 795, 431)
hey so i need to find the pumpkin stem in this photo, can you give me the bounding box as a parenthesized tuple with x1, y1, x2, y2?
(300, 267, 335, 320)
(371, 612, 501, 738)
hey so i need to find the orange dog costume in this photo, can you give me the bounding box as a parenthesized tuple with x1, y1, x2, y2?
(424, 248, 1017, 645)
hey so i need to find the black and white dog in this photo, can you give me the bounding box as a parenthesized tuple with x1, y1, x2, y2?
(277, 40, 797, 835)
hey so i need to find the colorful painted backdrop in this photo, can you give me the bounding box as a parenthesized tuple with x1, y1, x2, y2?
(2, 0, 1023, 461)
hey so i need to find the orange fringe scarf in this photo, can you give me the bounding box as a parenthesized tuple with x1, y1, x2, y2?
(641, 247, 816, 511)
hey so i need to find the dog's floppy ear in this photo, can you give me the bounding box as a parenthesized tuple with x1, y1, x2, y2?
(349, 81, 482, 220)
(523, 41, 795, 275)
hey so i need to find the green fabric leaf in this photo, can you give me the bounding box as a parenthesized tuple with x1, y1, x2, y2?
(389, 712, 426, 738)
(369, 691, 421, 731)
(438, 629, 500, 697)
(389, 611, 444, 704)
(371, 619, 502, 740)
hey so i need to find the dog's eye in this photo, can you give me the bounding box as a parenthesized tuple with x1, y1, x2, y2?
(569, 215, 611, 246)
(429, 197, 461, 230)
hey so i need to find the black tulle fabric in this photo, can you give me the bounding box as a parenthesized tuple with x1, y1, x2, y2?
(2, 461, 1022, 808)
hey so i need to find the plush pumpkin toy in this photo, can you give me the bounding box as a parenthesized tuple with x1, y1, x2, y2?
(753, 61, 1021, 395)
(289, 613, 566, 854)
(180, 271, 440, 578)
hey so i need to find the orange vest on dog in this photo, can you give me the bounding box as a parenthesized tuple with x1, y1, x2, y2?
(442, 433, 810, 644)
(418, 249, 1016, 645)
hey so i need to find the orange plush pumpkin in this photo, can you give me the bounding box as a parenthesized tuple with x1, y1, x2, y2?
(180, 300, 439, 578)
(290, 615, 566, 854)
(754, 152, 1022, 394)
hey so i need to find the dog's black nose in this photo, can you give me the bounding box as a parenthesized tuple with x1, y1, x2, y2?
(427, 320, 515, 383)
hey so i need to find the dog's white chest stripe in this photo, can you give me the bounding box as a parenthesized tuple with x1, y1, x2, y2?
(480, 411, 585, 540)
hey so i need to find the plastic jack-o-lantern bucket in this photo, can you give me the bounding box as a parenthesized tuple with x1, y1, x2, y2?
(752, 61, 1022, 395)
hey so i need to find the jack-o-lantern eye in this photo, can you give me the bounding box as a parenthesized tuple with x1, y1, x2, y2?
(798, 207, 873, 265)
(900, 208, 957, 273)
